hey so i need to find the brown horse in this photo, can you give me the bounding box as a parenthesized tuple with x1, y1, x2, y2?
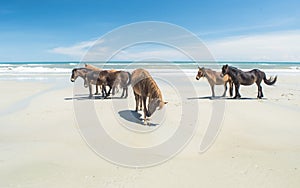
(85, 70, 131, 98)
(131, 68, 167, 124)
(84, 64, 121, 95)
(221, 64, 277, 99)
(196, 67, 233, 98)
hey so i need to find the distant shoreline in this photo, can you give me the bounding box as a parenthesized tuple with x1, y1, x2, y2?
(0, 61, 300, 81)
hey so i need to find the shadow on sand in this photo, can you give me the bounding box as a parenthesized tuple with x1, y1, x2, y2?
(64, 94, 125, 101)
(118, 110, 158, 126)
(187, 96, 267, 100)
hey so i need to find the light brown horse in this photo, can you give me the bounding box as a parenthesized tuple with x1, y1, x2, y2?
(196, 67, 233, 98)
(131, 68, 167, 124)
(70, 67, 104, 95)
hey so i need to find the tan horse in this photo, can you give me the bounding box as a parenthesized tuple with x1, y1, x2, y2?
(196, 67, 233, 98)
(131, 68, 167, 124)
(70, 67, 103, 95)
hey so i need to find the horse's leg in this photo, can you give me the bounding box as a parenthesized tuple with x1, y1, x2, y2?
(124, 87, 128, 98)
(139, 97, 142, 110)
(88, 83, 93, 98)
(102, 85, 108, 97)
(121, 87, 125, 98)
(229, 81, 233, 97)
(222, 82, 227, 97)
(256, 81, 263, 99)
(106, 86, 112, 98)
(210, 84, 215, 98)
(95, 84, 99, 95)
(134, 92, 139, 112)
(142, 96, 148, 124)
(234, 83, 241, 99)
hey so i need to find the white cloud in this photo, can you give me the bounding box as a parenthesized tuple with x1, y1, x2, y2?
(49, 30, 300, 62)
(207, 30, 300, 61)
(49, 40, 97, 59)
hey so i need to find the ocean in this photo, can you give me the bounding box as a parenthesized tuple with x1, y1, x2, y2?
(0, 61, 300, 80)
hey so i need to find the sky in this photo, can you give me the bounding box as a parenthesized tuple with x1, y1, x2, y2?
(0, 0, 300, 62)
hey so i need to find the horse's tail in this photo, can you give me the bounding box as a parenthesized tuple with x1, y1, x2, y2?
(125, 71, 131, 86)
(263, 73, 277, 85)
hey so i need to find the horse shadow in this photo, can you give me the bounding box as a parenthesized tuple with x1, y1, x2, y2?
(64, 94, 126, 101)
(118, 110, 158, 126)
(187, 96, 222, 100)
(187, 96, 267, 100)
(64, 95, 103, 100)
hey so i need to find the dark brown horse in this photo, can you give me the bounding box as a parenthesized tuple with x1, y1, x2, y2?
(131, 68, 167, 124)
(196, 67, 233, 98)
(221, 64, 277, 99)
(85, 70, 131, 98)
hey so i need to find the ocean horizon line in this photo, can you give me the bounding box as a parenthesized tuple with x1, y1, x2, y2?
(0, 61, 300, 64)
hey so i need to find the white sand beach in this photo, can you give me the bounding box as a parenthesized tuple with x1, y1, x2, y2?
(0, 72, 299, 188)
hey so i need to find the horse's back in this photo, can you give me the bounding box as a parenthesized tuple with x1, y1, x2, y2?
(131, 69, 155, 96)
(131, 69, 150, 86)
(85, 64, 101, 71)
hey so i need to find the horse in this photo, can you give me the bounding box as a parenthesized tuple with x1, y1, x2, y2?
(221, 64, 277, 99)
(70, 68, 102, 95)
(196, 67, 233, 98)
(131, 68, 167, 124)
(84, 64, 120, 95)
(85, 70, 131, 98)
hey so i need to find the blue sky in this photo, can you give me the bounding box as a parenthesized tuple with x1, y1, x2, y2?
(1, 0, 300, 62)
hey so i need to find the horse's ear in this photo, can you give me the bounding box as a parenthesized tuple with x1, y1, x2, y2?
(198, 66, 201, 69)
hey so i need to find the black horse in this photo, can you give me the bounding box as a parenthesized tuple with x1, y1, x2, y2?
(221, 64, 277, 99)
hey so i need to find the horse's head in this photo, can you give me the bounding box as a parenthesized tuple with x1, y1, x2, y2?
(196, 67, 205, 80)
(147, 98, 168, 117)
(70, 68, 79, 82)
(221, 64, 229, 77)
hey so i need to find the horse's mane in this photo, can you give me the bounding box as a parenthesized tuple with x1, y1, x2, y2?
(148, 78, 162, 100)
(228, 66, 239, 71)
(72, 67, 91, 73)
(141, 70, 162, 99)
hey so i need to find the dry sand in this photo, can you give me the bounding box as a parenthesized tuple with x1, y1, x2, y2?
(0, 73, 299, 188)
